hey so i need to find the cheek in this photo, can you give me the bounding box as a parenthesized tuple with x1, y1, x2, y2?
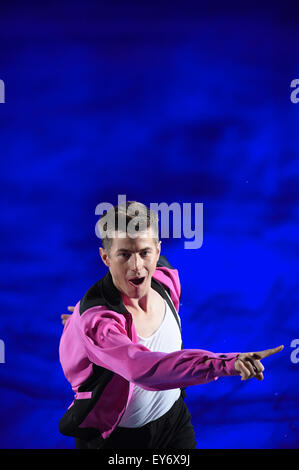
(110, 265, 125, 283)
(148, 261, 157, 275)
(116, 268, 126, 281)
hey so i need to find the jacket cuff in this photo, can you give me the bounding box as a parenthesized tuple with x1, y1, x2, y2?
(213, 352, 240, 377)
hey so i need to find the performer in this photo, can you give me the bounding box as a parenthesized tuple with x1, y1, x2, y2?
(59, 201, 283, 449)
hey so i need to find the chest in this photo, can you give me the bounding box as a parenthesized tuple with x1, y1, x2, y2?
(131, 296, 166, 338)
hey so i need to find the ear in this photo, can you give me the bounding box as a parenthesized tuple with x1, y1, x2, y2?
(156, 240, 162, 257)
(99, 247, 110, 267)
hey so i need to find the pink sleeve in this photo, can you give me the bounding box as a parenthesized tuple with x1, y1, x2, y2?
(79, 308, 240, 391)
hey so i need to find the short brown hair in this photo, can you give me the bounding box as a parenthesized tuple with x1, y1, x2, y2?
(97, 201, 160, 253)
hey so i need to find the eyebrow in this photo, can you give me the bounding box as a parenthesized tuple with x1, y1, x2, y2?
(116, 247, 153, 254)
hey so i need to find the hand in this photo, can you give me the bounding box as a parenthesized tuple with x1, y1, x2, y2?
(234, 345, 284, 381)
(61, 306, 75, 325)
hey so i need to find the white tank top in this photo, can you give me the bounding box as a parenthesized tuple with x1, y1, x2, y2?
(118, 296, 182, 428)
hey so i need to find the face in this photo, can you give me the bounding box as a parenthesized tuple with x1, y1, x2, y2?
(99, 228, 161, 299)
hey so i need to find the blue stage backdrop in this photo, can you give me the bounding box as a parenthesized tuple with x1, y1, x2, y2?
(0, 2, 298, 449)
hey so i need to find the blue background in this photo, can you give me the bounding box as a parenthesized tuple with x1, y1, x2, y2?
(0, 1, 298, 449)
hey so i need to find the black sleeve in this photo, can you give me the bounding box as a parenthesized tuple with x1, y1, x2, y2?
(156, 254, 175, 269)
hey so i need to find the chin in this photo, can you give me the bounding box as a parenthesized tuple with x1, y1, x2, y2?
(128, 285, 148, 298)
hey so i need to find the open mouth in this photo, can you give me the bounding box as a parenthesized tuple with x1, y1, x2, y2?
(128, 276, 146, 286)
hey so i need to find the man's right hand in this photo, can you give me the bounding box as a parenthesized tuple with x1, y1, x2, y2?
(61, 306, 75, 325)
(234, 345, 284, 381)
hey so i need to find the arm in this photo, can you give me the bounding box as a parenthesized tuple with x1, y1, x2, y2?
(78, 307, 240, 392)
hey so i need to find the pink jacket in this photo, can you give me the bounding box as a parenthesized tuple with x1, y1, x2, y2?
(59, 256, 239, 444)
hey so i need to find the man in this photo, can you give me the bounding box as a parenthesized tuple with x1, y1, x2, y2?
(59, 201, 283, 449)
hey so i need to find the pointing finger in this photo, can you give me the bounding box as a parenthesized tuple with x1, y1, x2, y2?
(252, 345, 284, 360)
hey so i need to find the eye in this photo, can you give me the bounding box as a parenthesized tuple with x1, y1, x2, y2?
(141, 250, 150, 256)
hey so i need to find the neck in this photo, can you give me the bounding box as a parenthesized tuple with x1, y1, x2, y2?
(122, 288, 154, 314)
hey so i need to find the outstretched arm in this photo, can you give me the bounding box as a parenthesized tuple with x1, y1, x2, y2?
(74, 308, 240, 391)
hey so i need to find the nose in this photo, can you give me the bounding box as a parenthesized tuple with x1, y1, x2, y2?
(129, 253, 143, 273)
